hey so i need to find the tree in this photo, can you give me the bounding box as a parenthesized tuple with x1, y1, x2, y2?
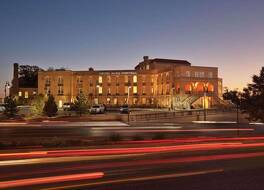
(43, 95, 58, 117)
(223, 88, 240, 106)
(240, 67, 264, 122)
(4, 96, 18, 117)
(30, 94, 45, 117)
(18, 65, 43, 88)
(73, 94, 88, 116)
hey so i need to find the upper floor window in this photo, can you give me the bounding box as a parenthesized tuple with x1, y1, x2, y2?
(45, 76, 51, 85)
(107, 76, 111, 83)
(200, 72, 205, 78)
(208, 72, 213, 78)
(186, 71, 190, 77)
(146, 64, 150, 70)
(58, 76, 63, 85)
(133, 75, 137, 83)
(77, 76, 83, 84)
(98, 76, 103, 84)
(195, 72, 199, 78)
(124, 75, 129, 83)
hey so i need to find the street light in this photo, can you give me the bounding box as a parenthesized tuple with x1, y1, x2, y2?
(203, 85, 208, 121)
(236, 93, 241, 136)
(127, 86, 131, 105)
(4, 81, 10, 98)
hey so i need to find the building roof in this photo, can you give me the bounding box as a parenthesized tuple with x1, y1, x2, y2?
(150, 58, 191, 66)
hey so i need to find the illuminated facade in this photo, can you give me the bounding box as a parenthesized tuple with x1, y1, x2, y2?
(38, 56, 223, 109)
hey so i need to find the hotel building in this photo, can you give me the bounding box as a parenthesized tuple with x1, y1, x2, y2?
(36, 56, 223, 109)
(10, 56, 223, 109)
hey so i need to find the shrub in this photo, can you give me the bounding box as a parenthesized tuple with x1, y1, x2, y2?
(4, 96, 18, 118)
(43, 95, 58, 117)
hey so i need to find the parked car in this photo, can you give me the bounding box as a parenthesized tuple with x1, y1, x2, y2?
(0, 104, 5, 113)
(90, 104, 105, 114)
(63, 103, 73, 111)
(120, 105, 129, 114)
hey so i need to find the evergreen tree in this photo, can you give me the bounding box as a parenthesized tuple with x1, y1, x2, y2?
(30, 94, 45, 117)
(4, 96, 18, 117)
(73, 94, 88, 116)
(241, 67, 264, 122)
(223, 88, 240, 106)
(43, 95, 58, 117)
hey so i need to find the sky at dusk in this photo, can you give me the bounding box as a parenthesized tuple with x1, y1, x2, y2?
(0, 0, 264, 97)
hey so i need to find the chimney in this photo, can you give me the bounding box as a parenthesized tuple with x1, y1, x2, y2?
(10, 63, 19, 96)
(143, 56, 149, 62)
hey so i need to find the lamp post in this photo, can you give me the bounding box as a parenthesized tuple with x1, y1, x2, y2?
(171, 87, 175, 111)
(4, 81, 10, 98)
(236, 93, 241, 136)
(203, 86, 208, 121)
(127, 86, 131, 105)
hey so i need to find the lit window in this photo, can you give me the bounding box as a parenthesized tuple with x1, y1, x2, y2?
(59, 100, 63, 108)
(208, 72, 213, 78)
(107, 98, 111, 104)
(142, 98, 146, 104)
(98, 76, 103, 84)
(114, 98, 118, 105)
(146, 64, 150, 70)
(142, 86, 146, 95)
(133, 98, 138, 105)
(151, 87, 154, 94)
(25, 91, 29, 99)
(133, 75, 137, 83)
(107, 76, 111, 83)
(133, 86, 137, 94)
(94, 98, 98, 104)
(18, 91, 22, 97)
(124, 75, 128, 83)
(108, 88, 111, 95)
(98, 86, 102, 94)
(200, 72, 205, 78)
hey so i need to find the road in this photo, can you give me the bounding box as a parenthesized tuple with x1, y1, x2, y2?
(0, 121, 261, 139)
(2, 136, 264, 189)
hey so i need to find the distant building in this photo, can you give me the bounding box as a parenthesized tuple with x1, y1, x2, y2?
(10, 63, 38, 99)
(36, 56, 223, 109)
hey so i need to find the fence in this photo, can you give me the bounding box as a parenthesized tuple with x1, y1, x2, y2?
(128, 108, 234, 122)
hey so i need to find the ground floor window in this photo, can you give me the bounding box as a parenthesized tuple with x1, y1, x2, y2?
(133, 98, 138, 105)
(107, 97, 111, 104)
(59, 100, 63, 108)
(94, 98, 98, 104)
(142, 98, 146, 105)
(114, 98, 118, 105)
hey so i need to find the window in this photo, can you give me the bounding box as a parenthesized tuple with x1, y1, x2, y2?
(208, 72, 213, 78)
(146, 64, 150, 70)
(25, 91, 29, 99)
(133, 86, 137, 94)
(124, 75, 128, 83)
(107, 98, 111, 104)
(116, 86, 119, 94)
(45, 86, 51, 95)
(133, 75, 137, 83)
(59, 100, 63, 108)
(114, 98, 118, 105)
(18, 91, 22, 97)
(142, 86, 146, 95)
(45, 76, 51, 85)
(107, 87, 111, 95)
(116, 76, 119, 85)
(79, 88, 83, 94)
(133, 98, 138, 105)
(186, 71, 190, 77)
(98, 86, 102, 94)
(94, 98, 98, 104)
(142, 75, 146, 83)
(195, 72, 199, 78)
(77, 76, 82, 84)
(107, 76, 111, 83)
(58, 86, 64, 95)
(98, 76, 103, 84)
(200, 72, 205, 78)
(58, 76, 63, 85)
(151, 87, 154, 94)
(142, 98, 146, 105)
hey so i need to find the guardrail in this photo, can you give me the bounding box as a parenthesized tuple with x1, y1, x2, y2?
(128, 108, 234, 122)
